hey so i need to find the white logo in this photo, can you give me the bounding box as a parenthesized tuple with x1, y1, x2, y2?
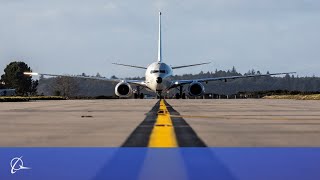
(10, 156, 31, 174)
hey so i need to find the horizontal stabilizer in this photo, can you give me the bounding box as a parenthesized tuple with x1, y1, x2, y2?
(172, 62, 211, 69)
(112, 63, 147, 69)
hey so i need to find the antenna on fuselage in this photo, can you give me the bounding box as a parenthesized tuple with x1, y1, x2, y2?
(157, 12, 162, 63)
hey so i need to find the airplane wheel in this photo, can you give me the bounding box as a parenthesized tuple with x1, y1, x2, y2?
(175, 93, 181, 99)
(139, 93, 144, 99)
(182, 93, 186, 99)
(134, 93, 138, 99)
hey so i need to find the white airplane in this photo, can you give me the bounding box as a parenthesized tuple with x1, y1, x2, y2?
(25, 12, 295, 99)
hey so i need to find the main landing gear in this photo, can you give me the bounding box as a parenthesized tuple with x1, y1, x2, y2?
(175, 86, 186, 99)
(133, 93, 144, 99)
(134, 86, 144, 99)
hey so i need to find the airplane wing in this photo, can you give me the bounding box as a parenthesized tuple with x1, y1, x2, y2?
(171, 62, 211, 69)
(23, 72, 147, 87)
(112, 62, 211, 70)
(169, 72, 296, 88)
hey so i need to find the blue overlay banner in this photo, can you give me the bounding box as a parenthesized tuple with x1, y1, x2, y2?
(0, 148, 319, 180)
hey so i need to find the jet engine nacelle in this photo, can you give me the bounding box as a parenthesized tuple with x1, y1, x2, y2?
(115, 82, 133, 98)
(188, 82, 205, 96)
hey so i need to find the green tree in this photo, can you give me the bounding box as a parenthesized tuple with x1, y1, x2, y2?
(0, 81, 5, 89)
(96, 72, 102, 77)
(1, 61, 38, 95)
(30, 79, 39, 95)
(231, 66, 236, 73)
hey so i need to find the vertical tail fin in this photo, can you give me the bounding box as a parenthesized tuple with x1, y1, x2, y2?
(157, 12, 162, 62)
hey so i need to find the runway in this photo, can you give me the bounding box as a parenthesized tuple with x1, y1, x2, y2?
(1, 99, 320, 147)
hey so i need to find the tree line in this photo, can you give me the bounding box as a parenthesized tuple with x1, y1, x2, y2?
(37, 66, 320, 97)
(1, 61, 320, 97)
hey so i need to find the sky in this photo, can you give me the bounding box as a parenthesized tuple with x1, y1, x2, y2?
(0, 0, 320, 78)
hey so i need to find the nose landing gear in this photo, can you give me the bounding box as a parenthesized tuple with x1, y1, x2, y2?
(175, 85, 186, 99)
(156, 91, 163, 99)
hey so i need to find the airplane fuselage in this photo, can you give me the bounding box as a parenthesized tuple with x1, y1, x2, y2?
(145, 62, 173, 94)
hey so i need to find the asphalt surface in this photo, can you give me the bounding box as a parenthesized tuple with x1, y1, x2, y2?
(1, 99, 320, 147)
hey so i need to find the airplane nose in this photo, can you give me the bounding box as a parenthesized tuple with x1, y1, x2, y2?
(156, 77, 162, 84)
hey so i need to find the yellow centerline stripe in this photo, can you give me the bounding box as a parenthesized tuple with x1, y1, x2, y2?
(148, 100, 178, 147)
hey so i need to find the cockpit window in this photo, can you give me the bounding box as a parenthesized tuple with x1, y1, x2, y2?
(150, 70, 166, 74)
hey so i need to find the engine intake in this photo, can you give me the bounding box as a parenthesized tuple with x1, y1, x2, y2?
(188, 82, 205, 96)
(115, 82, 133, 97)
